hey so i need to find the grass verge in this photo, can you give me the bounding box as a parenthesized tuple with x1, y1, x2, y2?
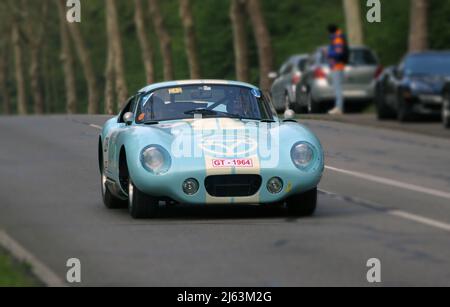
(0, 247, 41, 287)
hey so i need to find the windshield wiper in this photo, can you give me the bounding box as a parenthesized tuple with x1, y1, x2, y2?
(142, 120, 160, 125)
(184, 109, 218, 116)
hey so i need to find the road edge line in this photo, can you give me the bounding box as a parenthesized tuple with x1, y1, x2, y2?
(0, 229, 66, 287)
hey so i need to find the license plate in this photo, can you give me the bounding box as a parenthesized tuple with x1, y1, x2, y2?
(212, 159, 253, 168)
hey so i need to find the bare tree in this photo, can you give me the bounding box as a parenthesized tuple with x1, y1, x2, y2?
(245, 0, 274, 91)
(106, 0, 128, 109)
(104, 42, 115, 115)
(56, 0, 77, 114)
(230, 0, 249, 82)
(343, 0, 364, 45)
(409, 0, 428, 52)
(67, 20, 99, 114)
(134, 0, 155, 84)
(0, 45, 11, 115)
(11, 18, 27, 115)
(148, 0, 174, 80)
(179, 0, 201, 79)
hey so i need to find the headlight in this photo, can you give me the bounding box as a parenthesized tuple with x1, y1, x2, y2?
(291, 142, 315, 170)
(141, 145, 171, 175)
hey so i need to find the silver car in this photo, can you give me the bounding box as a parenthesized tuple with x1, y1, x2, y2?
(297, 46, 382, 113)
(270, 54, 309, 112)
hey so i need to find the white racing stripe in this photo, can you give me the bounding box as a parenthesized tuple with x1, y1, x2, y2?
(0, 229, 66, 287)
(325, 166, 450, 201)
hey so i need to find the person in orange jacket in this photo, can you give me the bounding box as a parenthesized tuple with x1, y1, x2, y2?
(327, 24, 349, 115)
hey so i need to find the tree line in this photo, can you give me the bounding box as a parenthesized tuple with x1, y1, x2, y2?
(0, 0, 434, 115)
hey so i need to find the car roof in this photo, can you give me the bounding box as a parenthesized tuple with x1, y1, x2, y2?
(138, 80, 259, 93)
(407, 51, 450, 57)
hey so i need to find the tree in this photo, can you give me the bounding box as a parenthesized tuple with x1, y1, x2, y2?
(0, 44, 11, 115)
(134, 0, 155, 84)
(245, 0, 274, 91)
(230, 0, 249, 82)
(179, 0, 201, 79)
(148, 0, 174, 80)
(409, 0, 428, 52)
(56, 0, 77, 114)
(21, 0, 48, 114)
(343, 0, 364, 45)
(67, 20, 99, 114)
(106, 0, 128, 109)
(11, 13, 27, 115)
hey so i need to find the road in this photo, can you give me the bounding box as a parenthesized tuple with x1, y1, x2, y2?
(1, 115, 450, 286)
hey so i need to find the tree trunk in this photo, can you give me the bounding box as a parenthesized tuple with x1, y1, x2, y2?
(105, 0, 116, 115)
(67, 22, 99, 114)
(409, 0, 428, 52)
(11, 22, 27, 115)
(179, 0, 201, 79)
(0, 48, 11, 114)
(56, 0, 77, 114)
(134, 0, 155, 84)
(245, 0, 274, 91)
(107, 0, 128, 109)
(22, 1, 48, 114)
(230, 0, 249, 82)
(343, 0, 364, 46)
(148, 0, 174, 80)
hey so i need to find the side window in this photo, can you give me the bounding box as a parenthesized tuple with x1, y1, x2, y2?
(281, 63, 293, 75)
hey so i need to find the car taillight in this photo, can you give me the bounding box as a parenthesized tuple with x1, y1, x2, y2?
(314, 68, 327, 79)
(292, 72, 301, 85)
(375, 65, 383, 79)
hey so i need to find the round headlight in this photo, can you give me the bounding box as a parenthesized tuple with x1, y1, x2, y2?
(267, 177, 283, 194)
(141, 145, 171, 175)
(291, 142, 315, 170)
(182, 178, 199, 195)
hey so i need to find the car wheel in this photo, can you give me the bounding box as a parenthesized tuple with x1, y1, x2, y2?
(397, 94, 413, 122)
(443, 91, 450, 129)
(375, 85, 396, 120)
(286, 188, 317, 217)
(128, 180, 159, 219)
(307, 92, 321, 114)
(101, 171, 127, 209)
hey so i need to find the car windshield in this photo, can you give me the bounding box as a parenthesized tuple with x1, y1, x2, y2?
(135, 84, 276, 123)
(405, 54, 450, 76)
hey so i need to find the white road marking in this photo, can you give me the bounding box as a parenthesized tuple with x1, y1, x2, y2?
(0, 229, 65, 287)
(89, 124, 102, 130)
(388, 210, 450, 232)
(325, 166, 450, 201)
(320, 189, 450, 233)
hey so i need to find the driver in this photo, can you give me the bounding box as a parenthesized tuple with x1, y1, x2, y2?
(226, 88, 251, 116)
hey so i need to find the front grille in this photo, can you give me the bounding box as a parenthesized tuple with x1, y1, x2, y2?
(205, 175, 262, 197)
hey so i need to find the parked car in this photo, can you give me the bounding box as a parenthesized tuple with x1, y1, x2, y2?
(296, 46, 381, 113)
(375, 51, 450, 122)
(443, 81, 450, 128)
(270, 54, 309, 113)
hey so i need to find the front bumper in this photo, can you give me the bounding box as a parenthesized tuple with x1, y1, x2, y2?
(130, 167, 323, 205)
(408, 94, 443, 115)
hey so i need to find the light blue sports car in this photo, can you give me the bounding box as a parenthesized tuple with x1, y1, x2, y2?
(99, 80, 324, 219)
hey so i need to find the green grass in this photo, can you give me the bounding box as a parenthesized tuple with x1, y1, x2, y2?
(0, 249, 41, 287)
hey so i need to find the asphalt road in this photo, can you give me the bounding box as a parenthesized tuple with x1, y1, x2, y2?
(1, 115, 450, 286)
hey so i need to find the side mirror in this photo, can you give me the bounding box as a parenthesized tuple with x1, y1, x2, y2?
(283, 109, 296, 121)
(123, 112, 134, 125)
(268, 72, 278, 80)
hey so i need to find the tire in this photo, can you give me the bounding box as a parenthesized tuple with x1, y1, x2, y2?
(306, 91, 321, 114)
(443, 91, 450, 129)
(397, 93, 414, 122)
(286, 188, 317, 217)
(101, 171, 127, 209)
(375, 85, 395, 120)
(128, 180, 159, 219)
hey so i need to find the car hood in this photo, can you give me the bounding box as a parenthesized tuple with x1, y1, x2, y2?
(407, 74, 448, 94)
